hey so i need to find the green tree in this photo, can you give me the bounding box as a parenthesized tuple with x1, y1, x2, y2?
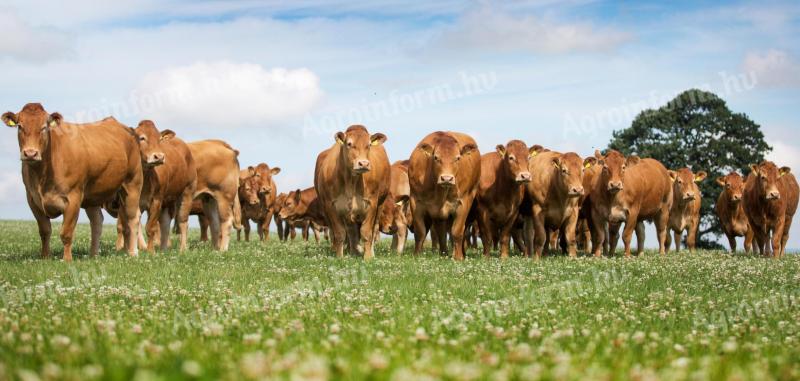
(608, 89, 771, 248)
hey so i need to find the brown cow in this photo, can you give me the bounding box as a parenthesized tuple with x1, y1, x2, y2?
(524, 150, 587, 258)
(273, 192, 290, 241)
(280, 187, 328, 242)
(236, 175, 265, 241)
(314, 125, 390, 259)
(237, 163, 280, 241)
(408, 131, 481, 260)
(130, 120, 196, 253)
(388, 160, 412, 254)
(665, 168, 706, 252)
(3, 103, 142, 261)
(715, 172, 754, 253)
(187, 140, 241, 251)
(589, 150, 673, 257)
(475, 140, 533, 258)
(744, 161, 799, 258)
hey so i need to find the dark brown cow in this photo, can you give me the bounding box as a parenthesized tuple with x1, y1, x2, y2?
(665, 168, 706, 252)
(3, 103, 143, 261)
(314, 125, 390, 259)
(524, 150, 587, 258)
(589, 150, 673, 257)
(475, 140, 533, 258)
(715, 172, 753, 253)
(187, 140, 241, 251)
(279, 187, 328, 242)
(744, 161, 799, 258)
(408, 131, 481, 260)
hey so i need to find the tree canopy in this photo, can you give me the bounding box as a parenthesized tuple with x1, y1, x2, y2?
(608, 89, 771, 247)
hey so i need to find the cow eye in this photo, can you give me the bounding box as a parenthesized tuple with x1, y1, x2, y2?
(508, 156, 515, 162)
(455, 156, 461, 162)
(139, 135, 146, 142)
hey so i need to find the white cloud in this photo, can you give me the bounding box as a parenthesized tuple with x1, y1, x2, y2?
(0, 8, 73, 63)
(430, 6, 631, 55)
(130, 61, 323, 130)
(743, 50, 800, 88)
(767, 140, 800, 172)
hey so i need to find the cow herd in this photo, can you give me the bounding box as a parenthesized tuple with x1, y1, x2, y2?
(4, 103, 798, 261)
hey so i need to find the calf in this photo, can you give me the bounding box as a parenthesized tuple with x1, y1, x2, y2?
(3, 103, 142, 261)
(243, 163, 281, 240)
(715, 172, 753, 253)
(187, 140, 241, 251)
(408, 131, 481, 260)
(665, 168, 706, 252)
(524, 150, 587, 258)
(589, 150, 673, 257)
(280, 187, 328, 242)
(314, 125, 390, 259)
(273, 192, 290, 241)
(475, 140, 533, 258)
(237, 175, 267, 241)
(744, 161, 799, 258)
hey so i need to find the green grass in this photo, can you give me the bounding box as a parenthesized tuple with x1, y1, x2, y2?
(0, 220, 798, 381)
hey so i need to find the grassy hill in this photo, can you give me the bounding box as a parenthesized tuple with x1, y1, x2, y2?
(0, 220, 798, 380)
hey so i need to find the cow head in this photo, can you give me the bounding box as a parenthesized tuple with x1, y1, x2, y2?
(418, 133, 478, 187)
(279, 189, 304, 220)
(378, 195, 399, 234)
(250, 163, 280, 195)
(750, 161, 789, 200)
(4, 103, 61, 162)
(598, 150, 639, 194)
(553, 152, 585, 197)
(668, 168, 706, 201)
(496, 140, 534, 183)
(274, 193, 287, 213)
(239, 176, 261, 206)
(716, 172, 745, 203)
(134, 120, 175, 167)
(335, 125, 386, 175)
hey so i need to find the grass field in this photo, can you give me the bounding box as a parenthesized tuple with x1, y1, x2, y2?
(0, 220, 798, 381)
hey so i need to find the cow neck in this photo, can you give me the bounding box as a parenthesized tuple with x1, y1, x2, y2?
(23, 129, 60, 196)
(498, 159, 521, 200)
(548, 169, 571, 205)
(595, 171, 616, 205)
(335, 146, 366, 194)
(671, 186, 694, 213)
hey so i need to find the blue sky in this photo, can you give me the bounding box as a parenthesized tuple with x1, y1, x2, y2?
(1, 0, 798, 248)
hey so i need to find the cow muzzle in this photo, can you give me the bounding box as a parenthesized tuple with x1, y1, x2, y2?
(146, 153, 166, 166)
(568, 186, 585, 197)
(730, 194, 742, 202)
(438, 174, 456, 186)
(20, 148, 42, 162)
(683, 192, 696, 201)
(353, 160, 371, 174)
(607, 181, 623, 193)
(516, 172, 532, 184)
(260, 187, 272, 195)
(767, 190, 781, 200)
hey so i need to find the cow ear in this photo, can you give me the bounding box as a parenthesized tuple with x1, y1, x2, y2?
(395, 195, 409, 206)
(2, 112, 17, 127)
(418, 143, 434, 156)
(460, 143, 477, 156)
(48, 112, 63, 128)
(370, 133, 387, 146)
(597, 159, 605, 167)
(694, 171, 707, 182)
(335, 131, 346, 145)
(496, 144, 506, 157)
(594, 149, 603, 159)
(159, 129, 176, 141)
(716, 176, 726, 187)
(247, 166, 256, 177)
(780, 167, 791, 177)
(270, 167, 281, 176)
(294, 189, 302, 202)
(749, 164, 759, 176)
(583, 157, 597, 169)
(625, 155, 640, 166)
(551, 157, 562, 170)
(529, 145, 544, 158)
(668, 170, 677, 182)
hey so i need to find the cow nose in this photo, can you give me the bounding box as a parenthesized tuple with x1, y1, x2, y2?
(357, 160, 371, 169)
(685, 192, 695, 200)
(439, 174, 455, 184)
(261, 187, 271, 194)
(768, 191, 781, 200)
(22, 149, 39, 160)
(570, 186, 585, 196)
(249, 199, 259, 205)
(150, 153, 165, 163)
(517, 172, 532, 183)
(732, 195, 742, 201)
(608, 181, 623, 192)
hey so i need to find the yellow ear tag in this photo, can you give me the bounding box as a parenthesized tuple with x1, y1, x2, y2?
(530, 151, 538, 158)
(371, 140, 380, 146)
(7, 120, 15, 127)
(49, 120, 57, 127)
(584, 163, 592, 169)
(552, 162, 560, 169)
(694, 175, 703, 182)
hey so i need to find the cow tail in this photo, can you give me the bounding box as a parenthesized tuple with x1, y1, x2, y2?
(232, 191, 243, 230)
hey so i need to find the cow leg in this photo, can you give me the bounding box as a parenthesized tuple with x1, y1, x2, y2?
(725, 231, 737, 254)
(262, 211, 273, 241)
(744, 229, 754, 254)
(608, 223, 621, 256)
(590, 209, 606, 258)
(202, 198, 221, 249)
(243, 220, 251, 241)
(511, 227, 526, 255)
(313, 224, 321, 243)
(498, 216, 517, 259)
(175, 189, 193, 252)
(562, 210, 579, 258)
(346, 223, 361, 256)
(115, 216, 125, 251)
(435, 220, 448, 256)
(215, 195, 234, 251)
(450, 200, 472, 261)
(531, 205, 546, 259)
(620, 216, 639, 258)
(771, 217, 785, 259)
(396, 223, 408, 255)
(159, 208, 173, 251)
(671, 230, 681, 253)
(27, 195, 52, 259)
(779, 217, 792, 258)
(59, 193, 82, 262)
(199, 215, 210, 242)
(361, 207, 379, 260)
(635, 221, 645, 256)
(85, 206, 103, 257)
(476, 206, 493, 258)
(275, 216, 284, 241)
(145, 200, 163, 253)
(687, 220, 698, 253)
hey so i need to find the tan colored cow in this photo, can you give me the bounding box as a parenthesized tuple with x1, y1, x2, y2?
(475, 140, 533, 258)
(744, 161, 799, 258)
(130, 120, 196, 253)
(589, 150, 673, 257)
(187, 140, 241, 251)
(280, 187, 328, 242)
(408, 131, 481, 260)
(715, 172, 753, 253)
(524, 150, 587, 258)
(665, 168, 706, 252)
(314, 125, 390, 259)
(3, 103, 142, 261)
(237, 163, 280, 241)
